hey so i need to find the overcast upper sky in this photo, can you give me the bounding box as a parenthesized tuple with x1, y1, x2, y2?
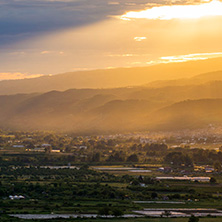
(1, 0, 222, 78)
(0, 0, 157, 45)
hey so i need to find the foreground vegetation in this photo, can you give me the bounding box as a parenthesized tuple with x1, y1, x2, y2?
(0, 130, 222, 221)
(1, 215, 222, 222)
(0, 165, 222, 214)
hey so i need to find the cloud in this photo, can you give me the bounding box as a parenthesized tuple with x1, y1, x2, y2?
(160, 52, 222, 63)
(139, 52, 222, 66)
(0, 0, 151, 47)
(0, 72, 43, 81)
(108, 54, 134, 57)
(134, 37, 147, 41)
(108, 53, 150, 57)
(0, 0, 221, 75)
(9, 51, 26, 56)
(0, 1, 200, 47)
(120, 0, 222, 20)
(108, 2, 120, 5)
(41, 50, 65, 55)
(41, 51, 52, 54)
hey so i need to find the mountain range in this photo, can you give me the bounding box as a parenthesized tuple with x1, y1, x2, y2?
(1, 57, 222, 95)
(0, 62, 222, 133)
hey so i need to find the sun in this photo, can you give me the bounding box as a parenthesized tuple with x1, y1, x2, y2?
(120, 0, 222, 20)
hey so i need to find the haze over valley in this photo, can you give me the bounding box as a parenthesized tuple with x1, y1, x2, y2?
(1, 2, 222, 221)
(1, 58, 222, 133)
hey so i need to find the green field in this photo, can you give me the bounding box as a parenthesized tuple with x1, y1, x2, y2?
(1, 215, 222, 222)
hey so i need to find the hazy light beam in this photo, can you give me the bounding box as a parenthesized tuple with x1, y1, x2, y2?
(120, 0, 222, 20)
(160, 52, 222, 63)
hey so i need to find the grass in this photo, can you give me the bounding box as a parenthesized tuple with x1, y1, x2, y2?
(136, 200, 222, 209)
(2, 215, 222, 222)
(100, 182, 128, 188)
(82, 219, 222, 222)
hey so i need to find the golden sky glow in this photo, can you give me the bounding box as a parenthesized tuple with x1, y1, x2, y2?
(159, 52, 222, 63)
(120, 0, 222, 20)
(134, 37, 147, 42)
(1, 0, 222, 77)
(0, 72, 43, 81)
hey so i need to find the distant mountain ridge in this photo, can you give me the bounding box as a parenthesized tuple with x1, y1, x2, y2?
(146, 98, 222, 131)
(0, 57, 222, 95)
(1, 69, 222, 133)
(145, 70, 222, 88)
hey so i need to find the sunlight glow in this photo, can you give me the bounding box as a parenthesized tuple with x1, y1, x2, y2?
(0, 72, 43, 81)
(160, 52, 222, 63)
(134, 37, 147, 41)
(120, 0, 222, 20)
(142, 52, 222, 66)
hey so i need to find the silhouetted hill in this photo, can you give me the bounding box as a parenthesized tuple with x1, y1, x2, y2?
(0, 57, 222, 95)
(193, 70, 222, 81)
(145, 70, 222, 88)
(85, 99, 166, 132)
(148, 99, 222, 131)
(1, 78, 222, 132)
(130, 80, 222, 103)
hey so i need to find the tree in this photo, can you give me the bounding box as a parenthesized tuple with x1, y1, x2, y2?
(45, 146, 52, 154)
(151, 192, 158, 199)
(80, 164, 89, 171)
(111, 209, 123, 217)
(106, 152, 124, 162)
(214, 161, 222, 172)
(188, 215, 199, 222)
(165, 152, 193, 167)
(145, 143, 168, 154)
(210, 177, 217, 183)
(127, 154, 139, 162)
(98, 207, 110, 217)
(184, 154, 193, 167)
(143, 176, 156, 185)
(131, 179, 140, 186)
(91, 152, 100, 162)
(162, 210, 171, 217)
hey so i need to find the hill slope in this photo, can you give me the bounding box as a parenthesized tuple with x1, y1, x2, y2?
(1, 77, 222, 132)
(145, 70, 222, 88)
(147, 99, 222, 131)
(0, 57, 222, 95)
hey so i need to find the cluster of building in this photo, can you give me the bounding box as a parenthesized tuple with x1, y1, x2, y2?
(156, 176, 211, 182)
(9, 195, 25, 200)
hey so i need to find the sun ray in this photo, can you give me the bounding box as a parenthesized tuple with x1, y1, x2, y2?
(120, 0, 222, 20)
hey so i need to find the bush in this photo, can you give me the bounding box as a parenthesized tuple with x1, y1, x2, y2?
(98, 207, 110, 216)
(210, 177, 217, 183)
(188, 215, 199, 222)
(112, 209, 123, 217)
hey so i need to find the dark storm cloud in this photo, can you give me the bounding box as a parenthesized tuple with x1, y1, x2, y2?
(0, 0, 202, 46)
(0, 0, 156, 46)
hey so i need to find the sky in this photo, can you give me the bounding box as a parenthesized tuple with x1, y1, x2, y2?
(1, 0, 222, 79)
